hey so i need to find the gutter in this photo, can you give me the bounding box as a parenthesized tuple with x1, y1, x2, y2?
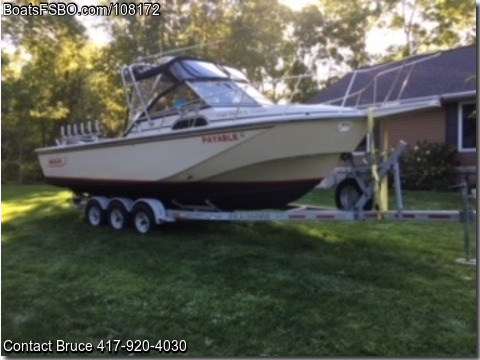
(370, 97, 442, 118)
(440, 90, 476, 102)
(349, 90, 476, 117)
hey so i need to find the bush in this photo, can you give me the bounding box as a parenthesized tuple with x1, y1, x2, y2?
(1, 159, 44, 184)
(400, 141, 458, 191)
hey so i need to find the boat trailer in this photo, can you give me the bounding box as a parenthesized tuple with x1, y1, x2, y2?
(80, 141, 476, 264)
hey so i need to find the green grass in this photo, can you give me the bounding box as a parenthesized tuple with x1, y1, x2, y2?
(299, 187, 470, 210)
(1, 185, 477, 356)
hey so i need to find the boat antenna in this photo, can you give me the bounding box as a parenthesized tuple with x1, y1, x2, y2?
(136, 40, 226, 62)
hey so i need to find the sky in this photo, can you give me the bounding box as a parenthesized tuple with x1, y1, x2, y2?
(278, 0, 316, 11)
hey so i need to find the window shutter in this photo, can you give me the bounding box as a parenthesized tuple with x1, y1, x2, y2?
(445, 103, 458, 146)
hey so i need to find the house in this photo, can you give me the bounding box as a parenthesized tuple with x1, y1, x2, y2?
(309, 45, 476, 185)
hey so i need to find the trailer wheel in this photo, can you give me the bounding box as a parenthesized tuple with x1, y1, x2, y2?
(85, 199, 106, 227)
(335, 178, 373, 210)
(132, 203, 155, 234)
(107, 201, 130, 230)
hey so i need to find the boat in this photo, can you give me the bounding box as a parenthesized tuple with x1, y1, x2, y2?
(36, 54, 367, 210)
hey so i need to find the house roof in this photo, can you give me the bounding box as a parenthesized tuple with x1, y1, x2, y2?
(308, 45, 476, 107)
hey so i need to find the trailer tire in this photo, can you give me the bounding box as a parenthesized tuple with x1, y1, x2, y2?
(107, 201, 130, 230)
(85, 199, 106, 227)
(335, 178, 373, 210)
(132, 203, 155, 234)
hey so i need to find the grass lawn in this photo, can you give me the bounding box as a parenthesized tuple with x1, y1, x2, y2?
(1, 184, 477, 356)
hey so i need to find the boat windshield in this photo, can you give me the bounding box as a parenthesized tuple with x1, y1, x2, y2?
(129, 73, 175, 118)
(189, 80, 273, 107)
(124, 57, 273, 122)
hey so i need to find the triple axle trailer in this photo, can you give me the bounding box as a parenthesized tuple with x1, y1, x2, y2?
(79, 142, 476, 256)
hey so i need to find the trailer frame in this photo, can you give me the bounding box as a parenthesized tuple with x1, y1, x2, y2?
(80, 141, 476, 263)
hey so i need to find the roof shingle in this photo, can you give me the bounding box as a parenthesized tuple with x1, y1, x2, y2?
(309, 45, 476, 107)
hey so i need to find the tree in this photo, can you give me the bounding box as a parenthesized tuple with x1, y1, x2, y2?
(291, 1, 377, 92)
(283, 60, 319, 103)
(1, 0, 109, 182)
(378, 0, 476, 59)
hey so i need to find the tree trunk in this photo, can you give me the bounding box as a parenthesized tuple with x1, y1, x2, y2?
(17, 142, 23, 184)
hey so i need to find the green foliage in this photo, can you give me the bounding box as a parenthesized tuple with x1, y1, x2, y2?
(283, 60, 319, 103)
(292, 1, 373, 87)
(378, 0, 476, 59)
(400, 141, 459, 191)
(1, 1, 128, 182)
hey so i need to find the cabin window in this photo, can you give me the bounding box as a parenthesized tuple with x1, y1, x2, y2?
(458, 102, 476, 152)
(134, 75, 174, 113)
(150, 84, 199, 115)
(172, 118, 208, 130)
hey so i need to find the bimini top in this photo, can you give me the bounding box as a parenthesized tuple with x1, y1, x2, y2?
(128, 56, 249, 82)
(121, 57, 272, 123)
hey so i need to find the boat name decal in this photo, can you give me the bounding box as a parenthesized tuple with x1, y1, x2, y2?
(48, 157, 67, 167)
(202, 132, 245, 144)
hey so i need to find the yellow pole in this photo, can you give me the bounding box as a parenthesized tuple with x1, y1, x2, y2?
(379, 119, 389, 214)
(368, 109, 380, 216)
(368, 108, 389, 219)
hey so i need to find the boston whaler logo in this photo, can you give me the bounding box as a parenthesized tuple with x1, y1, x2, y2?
(202, 132, 245, 144)
(48, 157, 67, 167)
(336, 121, 352, 133)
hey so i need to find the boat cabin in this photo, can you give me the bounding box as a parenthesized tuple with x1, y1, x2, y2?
(121, 57, 273, 126)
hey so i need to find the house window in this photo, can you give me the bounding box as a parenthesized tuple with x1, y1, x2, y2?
(458, 102, 476, 152)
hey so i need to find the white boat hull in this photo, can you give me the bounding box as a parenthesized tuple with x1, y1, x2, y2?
(37, 116, 365, 209)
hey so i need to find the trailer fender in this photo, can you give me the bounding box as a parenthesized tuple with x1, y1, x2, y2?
(87, 196, 110, 211)
(111, 197, 135, 213)
(133, 198, 172, 224)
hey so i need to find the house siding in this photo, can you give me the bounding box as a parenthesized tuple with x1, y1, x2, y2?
(350, 108, 446, 167)
(379, 107, 476, 167)
(457, 152, 476, 167)
(381, 108, 446, 146)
